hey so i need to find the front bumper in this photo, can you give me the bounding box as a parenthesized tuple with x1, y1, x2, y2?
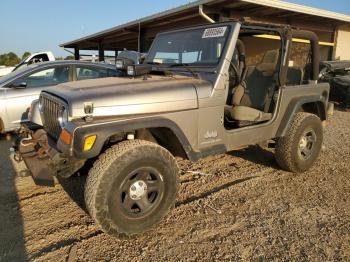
(16, 128, 85, 186)
(20, 143, 57, 186)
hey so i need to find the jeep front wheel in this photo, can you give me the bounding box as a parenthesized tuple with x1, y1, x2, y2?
(275, 112, 323, 173)
(85, 139, 179, 237)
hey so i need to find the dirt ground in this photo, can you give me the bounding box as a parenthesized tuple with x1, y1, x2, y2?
(0, 110, 349, 262)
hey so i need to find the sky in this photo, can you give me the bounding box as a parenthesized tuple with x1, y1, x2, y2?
(0, 0, 349, 58)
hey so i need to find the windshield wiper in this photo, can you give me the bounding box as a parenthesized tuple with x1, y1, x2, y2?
(168, 63, 199, 78)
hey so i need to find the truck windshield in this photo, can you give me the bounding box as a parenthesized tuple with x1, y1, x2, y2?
(145, 26, 230, 66)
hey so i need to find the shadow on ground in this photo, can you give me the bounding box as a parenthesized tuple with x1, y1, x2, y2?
(57, 175, 87, 213)
(228, 145, 278, 169)
(0, 135, 28, 261)
(57, 146, 278, 214)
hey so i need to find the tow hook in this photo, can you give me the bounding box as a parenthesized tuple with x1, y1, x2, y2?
(12, 128, 49, 162)
(9, 146, 23, 163)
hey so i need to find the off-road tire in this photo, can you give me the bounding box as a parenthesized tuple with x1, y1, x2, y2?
(275, 112, 323, 173)
(85, 139, 179, 237)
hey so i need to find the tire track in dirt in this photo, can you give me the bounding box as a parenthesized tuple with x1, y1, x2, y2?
(176, 176, 257, 207)
(25, 161, 277, 261)
(1, 110, 349, 261)
(176, 150, 278, 206)
(28, 230, 103, 260)
(18, 189, 61, 201)
(176, 167, 277, 208)
(30, 152, 276, 244)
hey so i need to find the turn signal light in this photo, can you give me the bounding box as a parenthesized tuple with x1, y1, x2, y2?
(83, 135, 97, 151)
(60, 129, 72, 145)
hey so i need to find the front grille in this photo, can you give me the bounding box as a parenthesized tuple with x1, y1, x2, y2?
(39, 94, 64, 140)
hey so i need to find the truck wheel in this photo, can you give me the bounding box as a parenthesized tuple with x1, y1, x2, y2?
(85, 139, 179, 237)
(275, 112, 323, 173)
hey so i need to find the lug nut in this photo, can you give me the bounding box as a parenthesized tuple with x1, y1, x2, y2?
(131, 185, 136, 191)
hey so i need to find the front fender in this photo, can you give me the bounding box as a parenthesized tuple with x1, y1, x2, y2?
(59, 117, 195, 160)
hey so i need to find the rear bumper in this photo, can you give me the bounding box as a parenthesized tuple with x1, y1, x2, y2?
(17, 129, 85, 187)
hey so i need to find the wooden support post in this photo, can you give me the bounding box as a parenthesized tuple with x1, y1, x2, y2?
(139, 28, 148, 53)
(74, 47, 80, 60)
(98, 42, 105, 62)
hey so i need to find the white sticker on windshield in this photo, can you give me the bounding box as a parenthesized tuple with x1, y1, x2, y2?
(202, 27, 227, 38)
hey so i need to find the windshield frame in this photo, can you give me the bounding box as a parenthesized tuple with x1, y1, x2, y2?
(144, 22, 237, 69)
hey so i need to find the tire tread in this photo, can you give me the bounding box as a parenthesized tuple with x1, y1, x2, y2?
(275, 112, 322, 173)
(85, 139, 178, 238)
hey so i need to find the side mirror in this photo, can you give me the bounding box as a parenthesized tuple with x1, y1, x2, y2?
(127, 64, 152, 77)
(115, 58, 134, 70)
(11, 81, 27, 89)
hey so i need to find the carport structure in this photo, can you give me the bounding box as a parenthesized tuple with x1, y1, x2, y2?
(60, 0, 350, 61)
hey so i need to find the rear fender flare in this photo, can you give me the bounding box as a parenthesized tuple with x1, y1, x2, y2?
(277, 96, 327, 137)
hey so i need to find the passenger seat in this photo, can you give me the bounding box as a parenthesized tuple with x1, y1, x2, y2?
(225, 49, 279, 124)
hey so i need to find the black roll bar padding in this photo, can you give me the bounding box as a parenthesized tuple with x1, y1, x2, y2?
(291, 30, 320, 81)
(236, 38, 246, 80)
(236, 39, 246, 57)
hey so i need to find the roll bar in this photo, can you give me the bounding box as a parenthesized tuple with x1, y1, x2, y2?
(236, 39, 246, 80)
(291, 30, 320, 81)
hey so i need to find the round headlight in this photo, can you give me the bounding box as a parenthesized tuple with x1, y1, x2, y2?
(58, 106, 68, 128)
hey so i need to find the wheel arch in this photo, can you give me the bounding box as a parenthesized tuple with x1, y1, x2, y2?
(300, 101, 327, 121)
(145, 127, 188, 159)
(73, 117, 196, 161)
(277, 96, 327, 137)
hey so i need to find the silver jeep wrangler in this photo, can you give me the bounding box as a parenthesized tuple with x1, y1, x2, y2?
(17, 22, 329, 237)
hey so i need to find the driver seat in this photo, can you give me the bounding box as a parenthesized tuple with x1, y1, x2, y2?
(225, 49, 279, 124)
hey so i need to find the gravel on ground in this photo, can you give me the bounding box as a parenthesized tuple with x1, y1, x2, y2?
(0, 110, 349, 261)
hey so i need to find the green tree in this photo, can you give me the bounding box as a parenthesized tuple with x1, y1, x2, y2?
(22, 51, 31, 60)
(7, 52, 20, 66)
(0, 54, 7, 65)
(64, 55, 75, 60)
(0, 52, 20, 66)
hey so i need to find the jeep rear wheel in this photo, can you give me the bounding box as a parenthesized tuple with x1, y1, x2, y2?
(275, 112, 323, 173)
(85, 139, 179, 237)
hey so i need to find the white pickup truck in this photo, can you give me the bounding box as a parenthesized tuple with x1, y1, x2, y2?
(0, 51, 55, 77)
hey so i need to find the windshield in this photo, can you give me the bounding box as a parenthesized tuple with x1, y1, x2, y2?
(145, 26, 230, 66)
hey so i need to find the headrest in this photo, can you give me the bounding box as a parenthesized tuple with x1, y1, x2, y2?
(256, 49, 279, 76)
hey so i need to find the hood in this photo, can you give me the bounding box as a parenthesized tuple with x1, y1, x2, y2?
(43, 74, 212, 118)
